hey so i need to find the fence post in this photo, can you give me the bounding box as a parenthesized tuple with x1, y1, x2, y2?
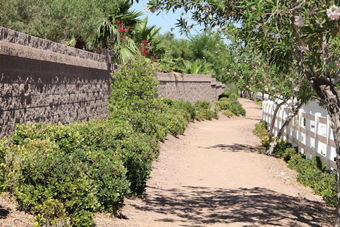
(314, 113, 321, 157)
(305, 111, 312, 159)
(298, 108, 304, 155)
(292, 114, 297, 147)
(326, 115, 332, 170)
(286, 107, 291, 142)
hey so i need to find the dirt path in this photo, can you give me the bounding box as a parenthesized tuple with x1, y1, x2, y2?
(96, 98, 334, 227)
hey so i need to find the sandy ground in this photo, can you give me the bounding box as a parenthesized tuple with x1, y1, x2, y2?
(0, 98, 335, 226)
(97, 98, 334, 227)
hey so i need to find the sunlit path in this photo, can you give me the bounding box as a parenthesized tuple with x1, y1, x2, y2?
(98, 98, 333, 227)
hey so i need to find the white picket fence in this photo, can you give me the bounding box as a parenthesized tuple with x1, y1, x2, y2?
(262, 100, 337, 169)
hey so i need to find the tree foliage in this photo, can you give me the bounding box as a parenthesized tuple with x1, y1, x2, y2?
(0, 0, 118, 42)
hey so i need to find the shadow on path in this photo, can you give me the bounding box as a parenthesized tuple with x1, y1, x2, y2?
(199, 143, 258, 153)
(0, 205, 10, 219)
(134, 186, 333, 226)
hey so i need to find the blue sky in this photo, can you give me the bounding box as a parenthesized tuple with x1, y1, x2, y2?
(131, 0, 205, 39)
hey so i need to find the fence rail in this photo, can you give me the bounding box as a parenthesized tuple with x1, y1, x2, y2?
(262, 100, 336, 169)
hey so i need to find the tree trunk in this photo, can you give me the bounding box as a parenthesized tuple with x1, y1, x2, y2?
(307, 81, 340, 226)
(269, 100, 288, 143)
(321, 87, 340, 226)
(267, 103, 303, 155)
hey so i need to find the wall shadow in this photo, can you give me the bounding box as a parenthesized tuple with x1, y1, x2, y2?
(0, 205, 10, 219)
(198, 143, 258, 153)
(132, 186, 334, 226)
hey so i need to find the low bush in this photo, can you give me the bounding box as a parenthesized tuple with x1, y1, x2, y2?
(5, 121, 135, 225)
(0, 137, 10, 193)
(256, 100, 263, 106)
(229, 99, 246, 116)
(273, 141, 293, 157)
(116, 133, 159, 196)
(218, 91, 230, 99)
(163, 98, 196, 122)
(214, 100, 231, 111)
(260, 136, 271, 149)
(283, 147, 298, 162)
(215, 97, 245, 117)
(194, 100, 218, 121)
(223, 110, 234, 118)
(287, 155, 337, 207)
(158, 109, 189, 137)
(253, 120, 268, 138)
(194, 100, 211, 110)
(218, 97, 230, 102)
(229, 93, 238, 100)
(195, 109, 213, 121)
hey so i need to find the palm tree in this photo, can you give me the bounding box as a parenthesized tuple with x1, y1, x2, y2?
(84, 0, 144, 64)
(133, 17, 161, 48)
(181, 59, 215, 75)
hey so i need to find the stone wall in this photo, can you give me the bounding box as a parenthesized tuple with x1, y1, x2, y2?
(156, 73, 225, 104)
(0, 27, 112, 138)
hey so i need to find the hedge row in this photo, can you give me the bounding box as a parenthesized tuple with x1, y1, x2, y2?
(0, 120, 158, 225)
(253, 120, 337, 207)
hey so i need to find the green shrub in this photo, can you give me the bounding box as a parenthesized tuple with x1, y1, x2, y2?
(218, 91, 230, 99)
(174, 100, 196, 122)
(214, 100, 231, 111)
(215, 98, 245, 117)
(117, 133, 159, 196)
(195, 109, 215, 121)
(218, 97, 230, 101)
(158, 109, 189, 137)
(229, 93, 238, 100)
(283, 147, 298, 162)
(223, 110, 234, 118)
(260, 136, 273, 149)
(253, 120, 268, 138)
(162, 98, 196, 122)
(287, 155, 337, 207)
(273, 141, 292, 157)
(12, 120, 133, 153)
(7, 139, 102, 226)
(229, 99, 246, 116)
(0, 137, 10, 193)
(108, 56, 160, 135)
(256, 100, 263, 106)
(194, 100, 211, 110)
(6, 119, 157, 225)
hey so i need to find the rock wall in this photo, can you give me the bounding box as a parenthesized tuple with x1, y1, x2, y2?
(0, 27, 112, 138)
(156, 73, 225, 104)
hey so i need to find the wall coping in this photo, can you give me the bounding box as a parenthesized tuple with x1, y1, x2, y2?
(216, 82, 223, 87)
(0, 26, 111, 67)
(156, 72, 213, 83)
